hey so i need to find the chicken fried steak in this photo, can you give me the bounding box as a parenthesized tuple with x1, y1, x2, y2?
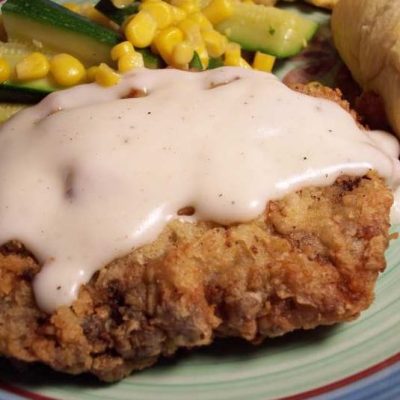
(0, 76, 397, 381)
(0, 171, 392, 381)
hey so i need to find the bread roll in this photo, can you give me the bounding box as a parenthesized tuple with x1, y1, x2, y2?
(332, 0, 400, 137)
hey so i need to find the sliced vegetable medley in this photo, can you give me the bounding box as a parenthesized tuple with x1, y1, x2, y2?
(0, 0, 319, 119)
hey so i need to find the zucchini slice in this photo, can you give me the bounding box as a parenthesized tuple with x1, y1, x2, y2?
(215, 2, 318, 58)
(2, 0, 122, 66)
(95, 0, 139, 25)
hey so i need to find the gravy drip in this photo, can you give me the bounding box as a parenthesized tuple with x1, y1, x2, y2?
(0, 67, 399, 312)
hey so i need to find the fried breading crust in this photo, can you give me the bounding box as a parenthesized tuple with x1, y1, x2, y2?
(0, 86, 394, 381)
(0, 172, 392, 381)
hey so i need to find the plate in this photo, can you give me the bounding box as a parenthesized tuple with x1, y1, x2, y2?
(0, 2, 400, 399)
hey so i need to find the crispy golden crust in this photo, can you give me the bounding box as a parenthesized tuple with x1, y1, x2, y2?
(0, 85, 394, 381)
(0, 172, 392, 381)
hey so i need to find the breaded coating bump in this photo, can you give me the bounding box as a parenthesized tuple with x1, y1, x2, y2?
(0, 172, 392, 381)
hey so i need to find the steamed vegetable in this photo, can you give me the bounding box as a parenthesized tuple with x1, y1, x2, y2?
(0, 0, 319, 122)
(2, 0, 121, 66)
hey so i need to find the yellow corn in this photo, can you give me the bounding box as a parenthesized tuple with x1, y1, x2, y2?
(202, 0, 233, 25)
(225, 55, 251, 68)
(171, 0, 200, 14)
(95, 63, 121, 87)
(140, 1, 173, 29)
(223, 42, 240, 64)
(223, 42, 250, 68)
(170, 5, 187, 23)
(111, 41, 135, 61)
(172, 41, 194, 67)
(0, 58, 11, 83)
(154, 26, 184, 63)
(63, 2, 81, 13)
(202, 29, 227, 57)
(252, 51, 276, 72)
(50, 53, 86, 86)
(16, 52, 50, 81)
(195, 43, 209, 68)
(118, 52, 144, 73)
(86, 66, 99, 82)
(238, 57, 251, 68)
(178, 18, 202, 45)
(188, 12, 213, 32)
(125, 10, 157, 48)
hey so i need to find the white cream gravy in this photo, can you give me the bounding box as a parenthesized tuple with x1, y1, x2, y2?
(0, 67, 399, 313)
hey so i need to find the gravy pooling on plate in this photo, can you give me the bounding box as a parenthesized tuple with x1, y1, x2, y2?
(0, 67, 399, 312)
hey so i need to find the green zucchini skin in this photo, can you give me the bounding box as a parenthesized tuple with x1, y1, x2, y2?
(208, 57, 224, 69)
(137, 48, 165, 69)
(0, 84, 53, 103)
(189, 51, 204, 71)
(0, 40, 59, 103)
(2, 0, 122, 66)
(95, 0, 139, 25)
(216, 2, 318, 58)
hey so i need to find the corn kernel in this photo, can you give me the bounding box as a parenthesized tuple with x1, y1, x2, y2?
(50, 53, 86, 86)
(154, 26, 184, 63)
(95, 63, 121, 87)
(225, 54, 251, 68)
(172, 41, 194, 66)
(202, 29, 227, 57)
(238, 57, 251, 68)
(16, 52, 50, 81)
(140, 1, 173, 29)
(223, 41, 240, 63)
(188, 12, 213, 32)
(86, 66, 99, 82)
(223, 42, 250, 68)
(0, 58, 11, 83)
(252, 51, 276, 72)
(111, 41, 135, 61)
(202, 0, 233, 25)
(63, 2, 81, 13)
(118, 52, 144, 73)
(195, 43, 209, 68)
(170, 5, 187, 23)
(178, 18, 202, 45)
(125, 11, 157, 48)
(171, 0, 200, 14)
